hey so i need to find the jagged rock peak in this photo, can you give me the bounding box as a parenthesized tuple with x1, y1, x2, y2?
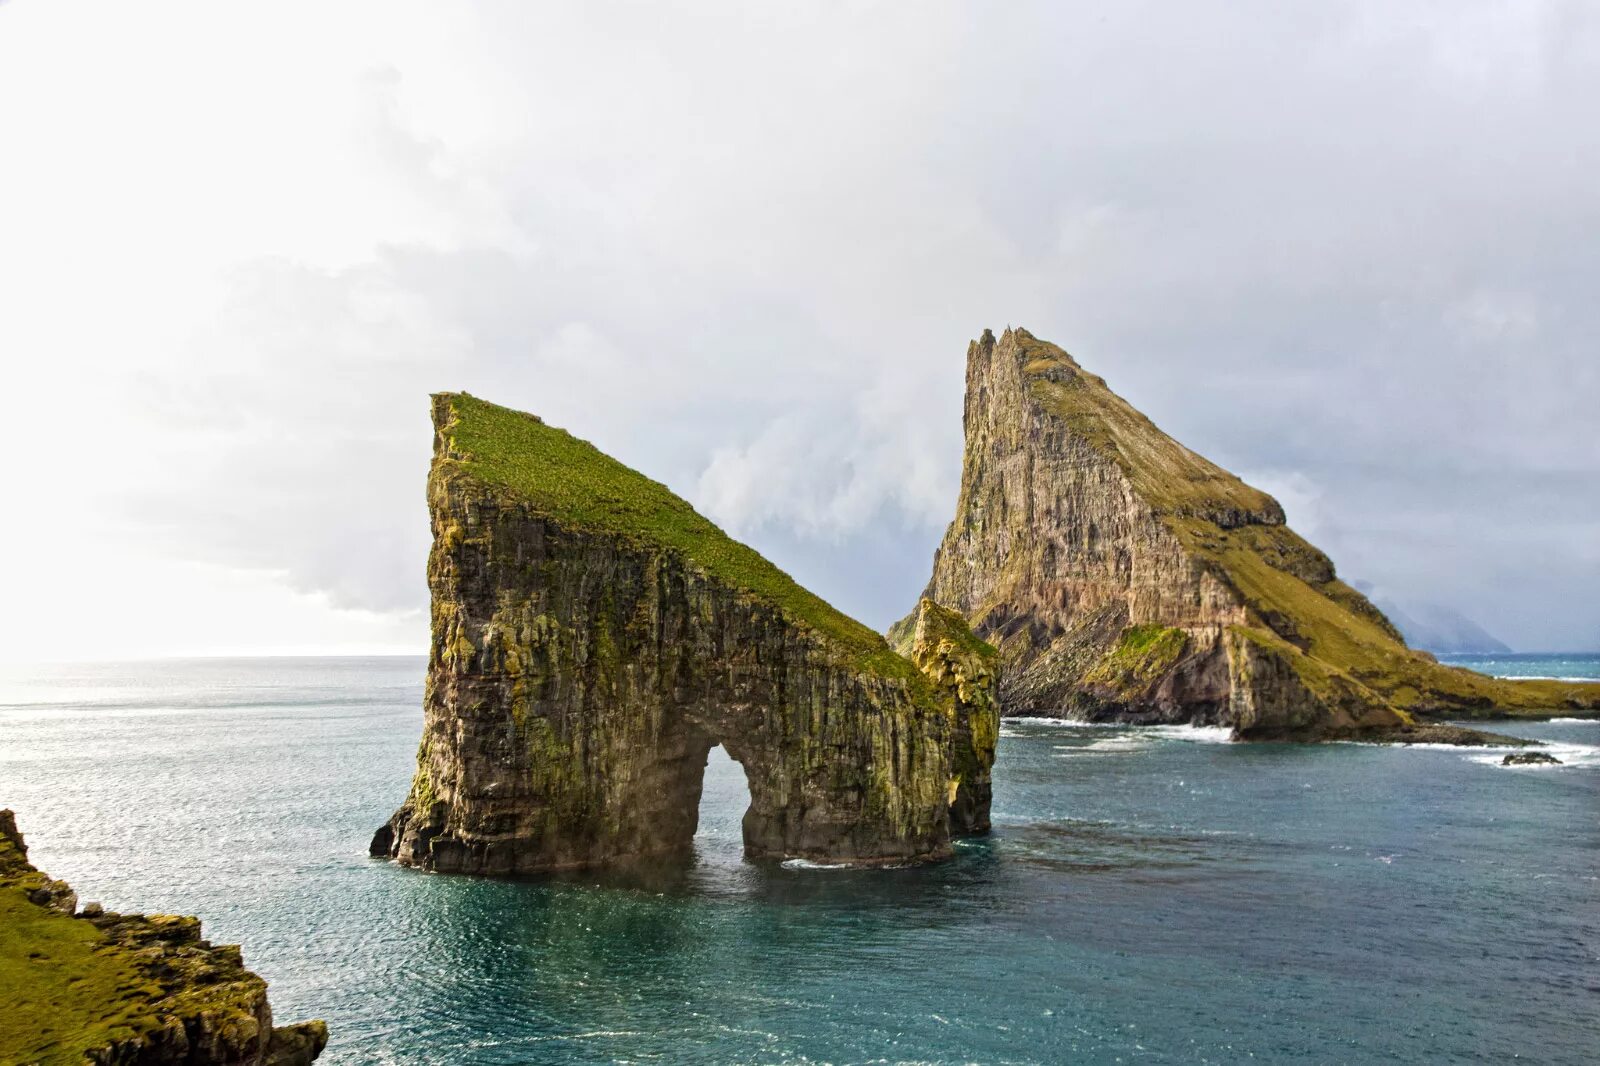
(978, 327, 1285, 528)
(0, 809, 327, 1065)
(893, 328, 1597, 741)
(373, 393, 996, 875)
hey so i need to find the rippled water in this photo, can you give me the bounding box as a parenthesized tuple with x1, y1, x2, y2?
(1438, 651, 1600, 682)
(3, 657, 1598, 1064)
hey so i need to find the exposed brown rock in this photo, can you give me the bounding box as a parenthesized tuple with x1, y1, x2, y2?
(0, 809, 326, 1066)
(906, 598, 1000, 835)
(373, 393, 996, 876)
(892, 328, 1597, 741)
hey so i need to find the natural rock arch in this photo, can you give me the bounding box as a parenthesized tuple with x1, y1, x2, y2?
(372, 394, 997, 875)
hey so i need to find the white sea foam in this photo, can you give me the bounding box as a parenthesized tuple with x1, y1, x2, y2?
(1005, 718, 1103, 739)
(1013, 718, 1236, 742)
(1085, 735, 1153, 752)
(1494, 675, 1600, 683)
(780, 858, 856, 871)
(1336, 740, 1522, 752)
(1335, 734, 1600, 769)
(1550, 717, 1600, 724)
(1046, 723, 1237, 755)
(1467, 742, 1600, 770)
(781, 856, 924, 871)
(1012, 716, 1104, 728)
(1148, 724, 1235, 744)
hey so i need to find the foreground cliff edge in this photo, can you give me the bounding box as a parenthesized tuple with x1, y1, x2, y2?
(372, 393, 998, 875)
(0, 810, 326, 1066)
(891, 328, 1598, 742)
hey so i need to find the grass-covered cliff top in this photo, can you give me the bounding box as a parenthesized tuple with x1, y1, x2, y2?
(1, 811, 302, 1065)
(1, 811, 137, 1063)
(1011, 329, 1284, 526)
(907, 597, 1000, 663)
(433, 392, 921, 685)
(1208, 523, 1598, 715)
(1002, 328, 1597, 717)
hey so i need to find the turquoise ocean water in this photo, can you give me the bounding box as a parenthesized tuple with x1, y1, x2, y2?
(1436, 652, 1600, 682)
(2, 655, 1597, 1064)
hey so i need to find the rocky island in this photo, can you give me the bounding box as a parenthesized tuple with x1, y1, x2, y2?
(372, 393, 998, 875)
(0, 809, 325, 1065)
(892, 328, 1598, 741)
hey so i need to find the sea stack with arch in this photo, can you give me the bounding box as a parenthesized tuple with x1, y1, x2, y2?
(371, 392, 998, 875)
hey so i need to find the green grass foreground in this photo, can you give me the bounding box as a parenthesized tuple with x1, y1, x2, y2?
(1, 820, 160, 1065)
(0, 889, 149, 1065)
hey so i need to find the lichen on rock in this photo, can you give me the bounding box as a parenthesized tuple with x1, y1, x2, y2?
(372, 393, 995, 876)
(892, 327, 1598, 742)
(904, 598, 1001, 835)
(0, 809, 326, 1066)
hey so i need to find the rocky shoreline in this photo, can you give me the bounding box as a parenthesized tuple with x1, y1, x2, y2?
(0, 809, 326, 1066)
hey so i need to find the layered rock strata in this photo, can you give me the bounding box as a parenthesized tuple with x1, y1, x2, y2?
(373, 393, 996, 875)
(0, 809, 326, 1066)
(892, 328, 1597, 740)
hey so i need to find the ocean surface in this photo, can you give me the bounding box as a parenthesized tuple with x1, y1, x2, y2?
(2, 655, 1598, 1065)
(1437, 652, 1600, 682)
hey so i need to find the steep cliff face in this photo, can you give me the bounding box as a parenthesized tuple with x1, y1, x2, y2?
(892, 328, 1597, 740)
(0, 809, 326, 1066)
(372, 393, 995, 876)
(906, 598, 1000, 835)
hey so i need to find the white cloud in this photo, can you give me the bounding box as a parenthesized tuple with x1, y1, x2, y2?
(0, 0, 1596, 654)
(1444, 290, 1540, 346)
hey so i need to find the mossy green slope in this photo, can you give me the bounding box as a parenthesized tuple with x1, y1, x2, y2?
(0, 867, 142, 1065)
(0, 810, 326, 1065)
(435, 392, 917, 686)
(1081, 624, 1191, 691)
(898, 327, 1598, 739)
(2, 812, 159, 1066)
(1015, 333, 1594, 718)
(1017, 334, 1284, 529)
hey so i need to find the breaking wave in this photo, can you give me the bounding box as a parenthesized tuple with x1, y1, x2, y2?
(1147, 724, 1234, 744)
(1466, 743, 1600, 771)
(1495, 675, 1600, 683)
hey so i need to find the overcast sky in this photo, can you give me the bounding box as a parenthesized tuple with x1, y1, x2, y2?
(1, 1, 1595, 659)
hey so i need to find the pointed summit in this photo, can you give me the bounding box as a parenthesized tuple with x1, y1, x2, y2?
(893, 329, 1596, 740)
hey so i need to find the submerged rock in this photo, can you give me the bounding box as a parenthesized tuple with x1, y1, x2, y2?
(373, 393, 996, 875)
(891, 328, 1597, 742)
(0, 809, 326, 1065)
(1502, 751, 1561, 766)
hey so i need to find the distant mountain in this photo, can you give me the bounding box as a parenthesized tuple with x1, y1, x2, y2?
(1372, 599, 1513, 656)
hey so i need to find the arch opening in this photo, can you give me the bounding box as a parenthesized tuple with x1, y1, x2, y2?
(693, 743, 754, 866)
